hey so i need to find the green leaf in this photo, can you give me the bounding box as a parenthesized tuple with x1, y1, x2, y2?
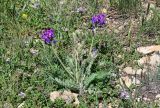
(84, 73, 97, 88)
(66, 56, 75, 71)
(85, 57, 95, 75)
(54, 78, 79, 91)
(95, 70, 112, 80)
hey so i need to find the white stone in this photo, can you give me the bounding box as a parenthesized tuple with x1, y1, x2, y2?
(132, 77, 141, 85)
(120, 76, 132, 88)
(137, 45, 160, 55)
(156, 94, 160, 100)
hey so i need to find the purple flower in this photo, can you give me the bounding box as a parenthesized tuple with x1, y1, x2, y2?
(18, 92, 26, 98)
(76, 7, 86, 13)
(120, 90, 130, 100)
(41, 28, 55, 44)
(91, 13, 106, 26)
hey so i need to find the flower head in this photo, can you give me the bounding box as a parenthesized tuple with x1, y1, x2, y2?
(101, 8, 107, 14)
(22, 13, 28, 19)
(18, 92, 26, 98)
(91, 13, 106, 26)
(76, 7, 86, 13)
(120, 90, 130, 100)
(41, 28, 55, 44)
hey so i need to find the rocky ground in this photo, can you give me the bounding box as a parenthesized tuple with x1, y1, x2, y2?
(105, 0, 160, 105)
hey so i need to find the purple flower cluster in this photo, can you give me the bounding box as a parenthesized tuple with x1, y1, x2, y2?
(41, 28, 55, 44)
(91, 13, 106, 26)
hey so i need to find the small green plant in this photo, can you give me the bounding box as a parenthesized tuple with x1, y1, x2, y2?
(110, 0, 141, 14)
(142, 7, 160, 37)
(53, 99, 66, 108)
(43, 32, 114, 95)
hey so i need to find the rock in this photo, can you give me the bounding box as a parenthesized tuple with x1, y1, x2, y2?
(123, 67, 144, 75)
(138, 53, 160, 66)
(123, 67, 135, 74)
(108, 103, 112, 108)
(120, 76, 132, 88)
(143, 97, 151, 101)
(138, 56, 149, 65)
(155, 94, 160, 100)
(132, 77, 141, 85)
(120, 75, 141, 87)
(149, 53, 160, 66)
(17, 101, 25, 108)
(137, 45, 160, 55)
(3, 103, 13, 108)
(138, 52, 160, 72)
(98, 102, 103, 108)
(62, 91, 79, 105)
(50, 90, 79, 105)
(50, 91, 61, 102)
(137, 69, 146, 75)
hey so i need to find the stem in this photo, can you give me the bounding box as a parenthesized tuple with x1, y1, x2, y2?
(42, 44, 56, 72)
(51, 47, 75, 80)
(89, 36, 94, 55)
(128, 20, 132, 47)
(75, 50, 79, 83)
